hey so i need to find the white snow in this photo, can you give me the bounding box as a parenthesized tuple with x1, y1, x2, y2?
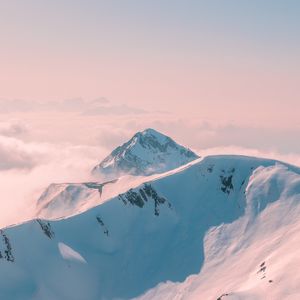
(92, 128, 199, 178)
(36, 158, 203, 220)
(58, 242, 86, 264)
(36, 183, 100, 219)
(136, 163, 300, 300)
(0, 155, 299, 299)
(36, 129, 200, 220)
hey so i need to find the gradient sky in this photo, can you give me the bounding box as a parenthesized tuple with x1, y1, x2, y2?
(0, 0, 300, 226)
(0, 0, 299, 153)
(0, 0, 299, 127)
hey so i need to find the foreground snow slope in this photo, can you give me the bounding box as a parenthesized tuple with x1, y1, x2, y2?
(137, 162, 300, 300)
(0, 155, 299, 300)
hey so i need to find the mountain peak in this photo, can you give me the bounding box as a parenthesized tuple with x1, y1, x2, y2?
(92, 128, 199, 178)
(139, 128, 165, 138)
(140, 128, 160, 135)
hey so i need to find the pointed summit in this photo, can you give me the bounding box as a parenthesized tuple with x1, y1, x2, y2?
(92, 128, 199, 178)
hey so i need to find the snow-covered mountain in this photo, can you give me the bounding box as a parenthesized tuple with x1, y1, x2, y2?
(36, 128, 199, 219)
(36, 180, 117, 219)
(92, 128, 199, 179)
(1, 154, 300, 300)
(136, 160, 300, 300)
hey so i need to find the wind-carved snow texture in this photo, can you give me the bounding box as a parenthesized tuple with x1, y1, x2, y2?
(0, 155, 300, 300)
(92, 128, 199, 179)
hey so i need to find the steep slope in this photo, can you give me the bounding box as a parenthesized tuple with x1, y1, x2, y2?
(0, 155, 299, 300)
(92, 128, 199, 179)
(136, 163, 300, 300)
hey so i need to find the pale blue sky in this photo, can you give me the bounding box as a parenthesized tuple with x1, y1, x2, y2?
(0, 1, 299, 140)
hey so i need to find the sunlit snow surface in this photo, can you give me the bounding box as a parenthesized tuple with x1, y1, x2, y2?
(136, 162, 300, 300)
(0, 155, 299, 300)
(58, 242, 86, 264)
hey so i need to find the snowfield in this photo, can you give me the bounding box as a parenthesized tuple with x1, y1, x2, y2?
(136, 161, 300, 300)
(0, 154, 299, 300)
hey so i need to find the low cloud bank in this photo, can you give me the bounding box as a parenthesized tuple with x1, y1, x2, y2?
(0, 135, 104, 228)
(0, 103, 298, 228)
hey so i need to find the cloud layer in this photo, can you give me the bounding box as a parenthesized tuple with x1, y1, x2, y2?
(0, 99, 298, 228)
(0, 98, 148, 115)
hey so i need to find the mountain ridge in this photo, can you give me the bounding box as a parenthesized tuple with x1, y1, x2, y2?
(36, 128, 199, 219)
(0, 154, 299, 299)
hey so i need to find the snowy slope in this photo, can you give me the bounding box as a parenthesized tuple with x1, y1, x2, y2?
(1, 155, 300, 300)
(92, 128, 199, 178)
(36, 180, 116, 219)
(37, 128, 199, 219)
(136, 162, 300, 300)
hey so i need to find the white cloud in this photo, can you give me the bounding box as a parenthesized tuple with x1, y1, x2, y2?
(0, 98, 150, 115)
(0, 135, 104, 227)
(0, 136, 44, 170)
(0, 120, 29, 137)
(0, 106, 298, 229)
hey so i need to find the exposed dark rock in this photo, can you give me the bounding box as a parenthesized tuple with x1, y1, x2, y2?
(123, 189, 145, 208)
(217, 293, 229, 300)
(96, 216, 109, 236)
(139, 189, 148, 202)
(118, 195, 128, 205)
(0, 230, 14, 262)
(220, 168, 235, 195)
(207, 164, 214, 173)
(118, 184, 169, 216)
(92, 129, 199, 178)
(240, 179, 246, 190)
(257, 261, 268, 280)
(37, 219, 55, 239)
(84, 179, 118, 198)
(220, 175, 234, 194)
(257, 265, 266, 273)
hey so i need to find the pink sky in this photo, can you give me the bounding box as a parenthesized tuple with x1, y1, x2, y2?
(0, 0, 299, 226)
(0, 1, 299, 130)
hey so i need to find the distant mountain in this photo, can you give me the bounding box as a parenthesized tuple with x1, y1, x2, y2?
(36, 180, 117, 219)
(92, 128, 199, 179)
(36, 129, 199, 219)
(2, 155, 300, 300)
